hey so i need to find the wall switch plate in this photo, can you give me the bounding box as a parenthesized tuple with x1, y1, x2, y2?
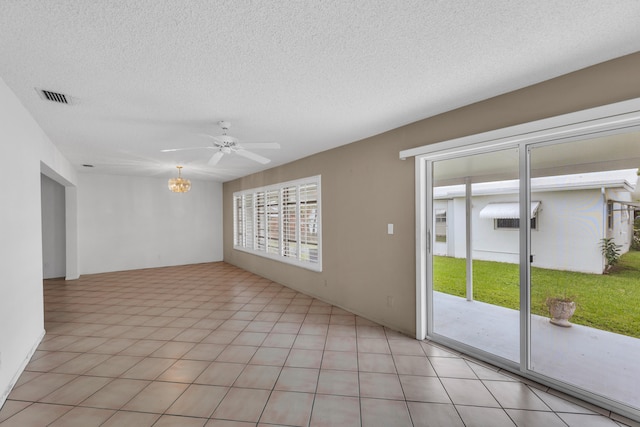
(387, 224, 394, 234)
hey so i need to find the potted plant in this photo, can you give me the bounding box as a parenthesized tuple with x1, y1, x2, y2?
(546, 293, 576, 327)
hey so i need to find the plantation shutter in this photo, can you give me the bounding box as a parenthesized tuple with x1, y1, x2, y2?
(233, 195, 243, 246)
(232, 175, 321, 271)
(282, 186, 298, 259)
(266, 189, 280, 254)
(299, 182, 319, 264)
(255, 191, 266, 251)
(243, 193, 254, 249)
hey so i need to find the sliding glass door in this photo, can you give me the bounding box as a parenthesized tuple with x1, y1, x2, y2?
(431, 147, 520, 363)
(422, 124, 640, 419)
(528, 133, 640, 410)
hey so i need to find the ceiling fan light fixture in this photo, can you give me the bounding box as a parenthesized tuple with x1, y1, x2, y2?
(160, 120, 279, 166)
(168, 166, 191, 193)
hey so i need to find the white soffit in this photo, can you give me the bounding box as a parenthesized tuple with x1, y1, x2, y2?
(434, 169, 639, 199)
(1, 1, 640, 182)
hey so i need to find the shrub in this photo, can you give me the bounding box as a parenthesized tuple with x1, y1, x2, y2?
(600, 237, 622, 273)
(632, 216, 640, 250)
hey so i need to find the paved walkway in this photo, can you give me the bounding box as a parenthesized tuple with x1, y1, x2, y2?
(433, 292, 640, 410)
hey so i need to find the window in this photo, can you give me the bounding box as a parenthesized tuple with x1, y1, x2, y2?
(479, 201, 540, 230)
(233, 176, 321, 271)
(495, 217, 537, 230)
(435, 209, 447, 242)
(607, 201, 614, 230)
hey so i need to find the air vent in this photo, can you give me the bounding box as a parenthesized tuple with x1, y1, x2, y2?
(37, 89, 70, 104)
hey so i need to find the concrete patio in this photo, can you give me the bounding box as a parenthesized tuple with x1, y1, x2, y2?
(433, 291, 640, 410)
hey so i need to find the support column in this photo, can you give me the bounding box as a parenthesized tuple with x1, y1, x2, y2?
(465, 177, 473, 301)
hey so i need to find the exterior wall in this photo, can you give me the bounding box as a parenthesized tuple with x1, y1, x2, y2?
(472, 195, 521, 265)
(531, 189, 604, 274)
(446, 199, 456, 257)
(437, 188, 616, 274)
(224, 53, 640, 335)
(533, 190, 604, 273)
(452, 198, 467, 259)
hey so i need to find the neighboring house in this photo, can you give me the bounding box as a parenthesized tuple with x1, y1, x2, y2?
(434, 169, 638, 274)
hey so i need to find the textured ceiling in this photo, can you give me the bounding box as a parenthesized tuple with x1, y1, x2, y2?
(1, 1, 640, 182)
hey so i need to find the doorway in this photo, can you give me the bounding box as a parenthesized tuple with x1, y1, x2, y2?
(430, 148, 520, 364)
(407, 98, 640, 421)
(41, 173, 66, 279)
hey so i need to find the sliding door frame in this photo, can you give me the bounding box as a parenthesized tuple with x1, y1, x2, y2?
(404, 97, 640, 421)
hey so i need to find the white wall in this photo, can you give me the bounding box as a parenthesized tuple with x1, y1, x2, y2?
(452, 198, 467, 259)
(442, 189, 607, 274)
(41, 174, 66, 278)
(530, 190, 605, 273)
(0, 77, 77, 405)
(78, 173, 223, 274)
(472, 195, 521, 265)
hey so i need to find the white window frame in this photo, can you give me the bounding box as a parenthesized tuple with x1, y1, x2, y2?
(233, 175, 322, 272)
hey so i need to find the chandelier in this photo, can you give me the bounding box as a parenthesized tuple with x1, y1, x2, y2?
(168, 166, 191, 193)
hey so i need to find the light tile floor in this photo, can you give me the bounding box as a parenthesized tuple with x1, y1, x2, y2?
(0, 262, 637, 427)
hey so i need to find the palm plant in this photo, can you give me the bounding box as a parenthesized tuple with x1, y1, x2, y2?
(600, 237, 622, 273)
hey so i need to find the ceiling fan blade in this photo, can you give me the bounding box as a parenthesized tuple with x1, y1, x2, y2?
(240, 142, 281, 150)
(235, 149, 271, 164)
(208, 151, 225, 166)
(161, 146, 213, 152)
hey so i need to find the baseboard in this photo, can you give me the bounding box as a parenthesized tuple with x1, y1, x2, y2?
(0, 329, 45, 408)
(223, 260, 415, 338)
(301, 288, 415, 338)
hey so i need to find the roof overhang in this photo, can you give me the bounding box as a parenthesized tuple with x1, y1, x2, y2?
(479, 202, 541, 219)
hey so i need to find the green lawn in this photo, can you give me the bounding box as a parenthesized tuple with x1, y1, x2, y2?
(433, 251, 640, 338)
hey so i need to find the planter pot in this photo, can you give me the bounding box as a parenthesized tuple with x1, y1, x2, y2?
(547, 299, 576, 327)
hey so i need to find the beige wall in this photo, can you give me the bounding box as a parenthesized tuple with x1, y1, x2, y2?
(223, 52, 640, 336)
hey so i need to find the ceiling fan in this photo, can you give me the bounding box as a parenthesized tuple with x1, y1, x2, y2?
(161, 121, 280, 165)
